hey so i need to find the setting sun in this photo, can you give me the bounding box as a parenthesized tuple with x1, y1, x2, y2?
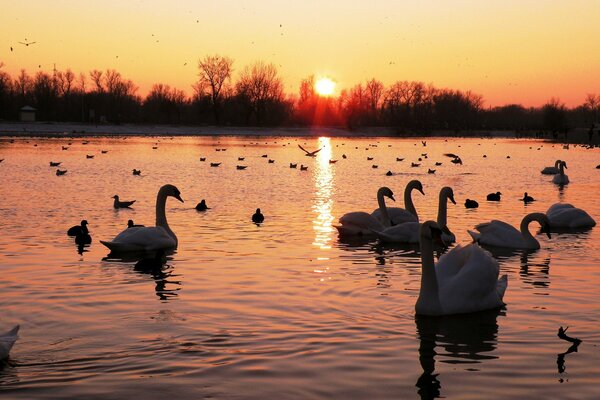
(315, 78, 336, 97)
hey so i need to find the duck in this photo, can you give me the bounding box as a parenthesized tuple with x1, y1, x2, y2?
(541, 159, 561, 175)
(552, 161, 569, 185)
(238, 157, 245, 161)
(56, 169, 67, 176)
(372, 165, 378, 169)
(428, 169, 436, 174)
(236, 165, 247, 170)
(546, 203, 596, 229)
(86, 155, 94, 159)
(132, 169, 141, 175)
(75, 229, 92, 245)
(521, 192, 535, 203)
(290, 163, 297, 168)
(0, 325, 20, 360)
(385, 171, 393, 176)
(127, 220, 145, 228)
(465, 199, 479, 209)
(396, 157, 404, 162)
(252, 208, 265, 223)
(336, 187, 395, 237)
(49, 161, 61, 167)
(101, 184, 184, 252)
(416, 221, 507, 316)
(411, 162, 420, 167)
(113, 195, 136, 209)
(195, 199, 209, 211)
(199, 157, 206, 161)
(268, 159, 275, 164)
(67, 220, 89, 236)
(468, 212, 551, 250)
(371, 187, 456, 244)
(486, 192, 501, 201)
(372, 180, 425, 225)
(210, 162, 221, 167)
(300, 165, 308, 171)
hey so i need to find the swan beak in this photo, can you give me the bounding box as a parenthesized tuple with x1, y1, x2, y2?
(389, 195, 396, 202)
(545, 231, 552, 239)
(175, 194, 184, 203)
(450, 195, 456, 205)
(418, 188, 425, 195)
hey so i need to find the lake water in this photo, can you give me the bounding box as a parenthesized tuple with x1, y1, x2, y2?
(1, 135, 599, 399)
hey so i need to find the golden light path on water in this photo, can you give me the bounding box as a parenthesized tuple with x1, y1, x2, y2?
(312, 137, 335, 251)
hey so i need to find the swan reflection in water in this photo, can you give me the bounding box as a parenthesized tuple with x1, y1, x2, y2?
(415, 310, 502, 399)
(103, 250, 181, 301)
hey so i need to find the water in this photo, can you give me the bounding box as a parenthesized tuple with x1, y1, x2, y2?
(1, 135, 599, 399)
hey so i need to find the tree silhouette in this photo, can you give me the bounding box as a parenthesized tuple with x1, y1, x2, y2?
(197, 55, 233, 125)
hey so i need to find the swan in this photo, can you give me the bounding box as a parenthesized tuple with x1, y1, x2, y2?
(552, 161, 569, 185)
(546, 203, 596, 229)
(101, 184, 183, 252)
(416, 221, 507, 316)
(468, 212, 551, 250)
(372, 187, 456, 244)
(335, 187, 395, 237)
(372, 180, 424, 225)
(541, 159, 561, 175)
(1, 325, 19, 360)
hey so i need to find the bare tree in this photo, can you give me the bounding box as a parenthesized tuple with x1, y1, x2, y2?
(89, 69, 104, 93)
(584, 93, 599, 123)
(236, 62, 284, 125)
(197, 55, 233, 124)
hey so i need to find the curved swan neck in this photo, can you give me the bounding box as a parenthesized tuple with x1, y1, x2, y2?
(405, 181, 419, 221)
(377, 189, 392, 227)
(417, 223, 441, 314)
(437, 191, 448, 229)
(558, 162, 565, 175)
(554, 159, 561, 168)
(520, 213, 545, 247)
(156, 188, 176, 242)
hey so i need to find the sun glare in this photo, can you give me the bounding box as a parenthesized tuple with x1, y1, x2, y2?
(315, 78, 336, 97)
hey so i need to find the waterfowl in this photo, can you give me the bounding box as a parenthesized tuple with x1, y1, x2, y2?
(86, 155, 94, 159)
(336, 187, 395, 237)
(372, 180, 425, 225)
(101, 184, 183, 252)
(210, 162, 221, 167)
(367, 157, 374, 161)
(127, 220, 145, 228)
(416, 221, 507, 316)
(238, 157, 245, 161)
(261, 154, 268, 158)
(386, 171, 393, 176)
(0, 325, 19, 360)
(342, 154, 347, 159)
(56, 169, 67, 176)
(268, 159, 275, 163)
(428, 169, 436, 174)
(49, 161, 61, 167)
(546, 203, 596, 229)
(290, 163, 297, 168)
(132, 169, 141, 175)
(236, 165, 247, 170)
(435, 162, 442, 166)
(75, 229, 92, 245)
(486, 192, 501, 201)
(300, 165, 308, 171)
(195, 200, 210, 211)
(113, 195, 136, 209)
(298, 144, 322, 157)
(468, 213, 551, 250)
(521, 192, 535, 203)
(552, 161, 569, 185)
(199, 157, 206, 161)
(67, 220, 88, 236)
(372, 165, 378, 169)
(252, 208, 265, 223)
(465, 199, 479, 209)
(396, 157, 404, 161)
(541, 159, 561, 175)
(329, 160, 337, 164)
(101, 150, 108, 154)
(411, 162, 420, 167)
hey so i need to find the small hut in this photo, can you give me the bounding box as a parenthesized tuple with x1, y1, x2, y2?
(19, 106, 37, 122)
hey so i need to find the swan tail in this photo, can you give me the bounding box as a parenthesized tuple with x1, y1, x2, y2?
(467, 230, 481, 242)
(369, 229, 397, 243)
(1, 325, 19, 340)
(496, 275, 508, 301)
(100, 240, 144, 253)
(0, 325, 19, 357)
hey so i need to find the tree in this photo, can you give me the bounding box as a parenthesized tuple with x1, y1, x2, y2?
(542, 98, 567, 133)
(235, 62, 284, 125)
(584, 93, 599, 124)
(197, 55, 233, 125)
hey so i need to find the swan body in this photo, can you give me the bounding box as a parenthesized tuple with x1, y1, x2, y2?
(335, 187, 395, 237)
(372, 180, 424, 225)
(1, 325, 19, 360)
(373, 187, 456, 244)
(416, 221, 507, 316)
(552, 161, 569, 185)
(546, 203, 596, 229)
(541, 159, 561, 175)
(101, 184, 183, 252)
(468, 212, 551, 250)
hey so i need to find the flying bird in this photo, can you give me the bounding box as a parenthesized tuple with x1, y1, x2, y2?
(19, 40, 36, 46)
(298, 144, 322, 157)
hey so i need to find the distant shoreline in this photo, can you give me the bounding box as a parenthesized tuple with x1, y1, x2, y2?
(0, 122, 598, 145)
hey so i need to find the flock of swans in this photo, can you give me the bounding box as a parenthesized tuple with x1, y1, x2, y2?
(334, 175, 596, 316)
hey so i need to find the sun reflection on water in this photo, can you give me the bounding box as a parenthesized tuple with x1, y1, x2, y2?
(312, 137, 335, 250)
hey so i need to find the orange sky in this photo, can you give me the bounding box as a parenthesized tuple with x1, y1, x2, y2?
(1, 0, 599, 107)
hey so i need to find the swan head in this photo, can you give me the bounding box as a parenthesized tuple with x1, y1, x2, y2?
(159, 184, 184, 203)
(562, 161, 568, 169)
(378, 186, 395, 202)
(440, 187, 456, 204)
(538, 215, 552, 239)
(408, 180, 425, 195)
(420, 221, 445, 246)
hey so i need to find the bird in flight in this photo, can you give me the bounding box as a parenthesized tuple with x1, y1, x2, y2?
(298, 144, 322, 157)
(19, 40, 36, 46)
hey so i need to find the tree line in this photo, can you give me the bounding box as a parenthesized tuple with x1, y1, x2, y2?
(0, 57, 598, 134)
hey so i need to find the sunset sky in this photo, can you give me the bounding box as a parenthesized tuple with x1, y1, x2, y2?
(1, 0, 599, 107)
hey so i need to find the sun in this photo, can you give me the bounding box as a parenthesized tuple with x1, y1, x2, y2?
(315, 77, 336, 97)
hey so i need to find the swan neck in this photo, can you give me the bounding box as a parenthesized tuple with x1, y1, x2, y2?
(559, 162, 564, 175)
(405, 184, 418, 221)
(520, 215, 538, 247)
(377, 190, 391, 227)
(437, 193, 448, 229)
(156, 189, 176, 242)
(418, 233, 440, 313)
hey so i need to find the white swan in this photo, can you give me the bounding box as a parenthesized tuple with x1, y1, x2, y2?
(552, 161, 569, 185)
(101, 184, 183, 252)
(468, 212, 551, 250)
(334, 187, 394, 237)
(541, 159, 561, 175)
(546, 203, 596, 229)
(1, 325, 19, 360)
(372, 187, 456, 244)
(372, 180, 424, 225)
(416, 221, 507, 316)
